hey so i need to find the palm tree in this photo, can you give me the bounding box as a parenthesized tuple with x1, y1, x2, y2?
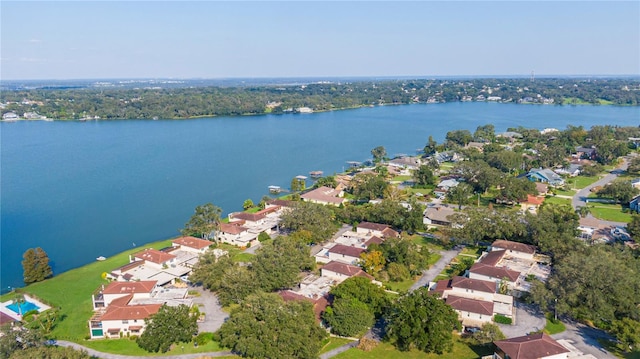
(576, 206, 591, 218)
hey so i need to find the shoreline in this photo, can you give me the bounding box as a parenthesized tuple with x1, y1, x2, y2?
(1, 101, 634, 123)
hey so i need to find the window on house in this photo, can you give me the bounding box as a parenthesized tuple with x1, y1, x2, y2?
(122, 320, 128, 324)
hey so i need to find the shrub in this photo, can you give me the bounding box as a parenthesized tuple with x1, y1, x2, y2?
(494, 314, 512, 325)
(195, 332, 214, 345)
(357, 337, 378, 351)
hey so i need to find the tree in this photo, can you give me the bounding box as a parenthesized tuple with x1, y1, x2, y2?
(290, 177, 306, 192)
(359, 250, 386, 275)
(329, 276, 389, 316)
(243, 199, 254, 210)
(496, 176, 537, 203)
(0, 323, 43, 358)
(424, 136, 438, 156)
(387, 262, 410, 281)
(217, 265, 257, 306)
(314, 175, 337, 189)
(189, 253, 234, 291)
(323, 298, 374, 337)
(445, 129, 473, 147)
(218, 292, 327, 359)
(628, 157, 640, 176)
(371, 146, 387, 163)
(137, 304, 197, 353)
(252, 236, 314, 292)
(350, 173, 388, 201)
(466, 323, 506, 346)
(181, 203, 222, 240)
(575, 206, 591, 218)
(278, 201, 336, 244)
(385, 287, 461, 354)
(596, 180, 639, 203)
(627, 214, 640, 240)
(413, 165, 436, 188)
(447, 182, 473, 210)
(473, 124, 495, 142)
(22, 247, 53, 284)
(257, 231, 270, 242)
(611, 318, 640, 352)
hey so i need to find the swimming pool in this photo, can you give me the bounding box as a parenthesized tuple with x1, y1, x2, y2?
(7, 301, 40, 314)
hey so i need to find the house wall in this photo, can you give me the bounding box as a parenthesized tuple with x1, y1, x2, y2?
(320, 269, 349, 283)
(448, 287, 494, 302)
(456, 310, 492, 324)
(327, 252, 360, 265)
(468, 272, 516, 289)
(100, 318, 147, 338)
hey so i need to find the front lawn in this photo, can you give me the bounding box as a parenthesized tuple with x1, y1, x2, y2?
(543, 315, 566, 335)
(572, 175, 603, 189)
(545, 196, 572, 206)
(333, 339, 493, 359)
(81, 337, 225, 356)
(384, 277, 417, 293)
(588, 204, 633, 223)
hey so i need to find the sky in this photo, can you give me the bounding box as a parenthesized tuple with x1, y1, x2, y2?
(1, 1, 639, 80)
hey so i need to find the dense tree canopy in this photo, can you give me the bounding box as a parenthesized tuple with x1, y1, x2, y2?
(22, 247, 53, 284)
(252, 236, 314, 292)
(385, 287, 461, 354)
(412, 165, 436, 188)
(278, 201, 336, 244)
(371, 146, 387, 163)
(181, 203, 222, 240)
(137, 304, 198, 353)
(350, 173, 388, 201)
(596, 180, 639, 203)
(218, 292, 327, 359)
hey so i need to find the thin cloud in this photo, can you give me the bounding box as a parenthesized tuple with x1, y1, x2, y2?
(28, 39, 42, 44)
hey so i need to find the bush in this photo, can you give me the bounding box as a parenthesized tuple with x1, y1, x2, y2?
(258, 231, 270, 242)
(494, 314, 512, 325)
(195, 332, 214, 345)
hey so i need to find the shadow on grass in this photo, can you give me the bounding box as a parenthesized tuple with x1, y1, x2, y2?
(466, 343, 494, 358)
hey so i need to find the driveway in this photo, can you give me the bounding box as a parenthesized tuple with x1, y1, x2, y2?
(190, 286, 228, 333)
(572, 157, 628, 211)
(551, 321, 617, 359)
(409, 248, 461, 291)
(496, 301, 546, 338)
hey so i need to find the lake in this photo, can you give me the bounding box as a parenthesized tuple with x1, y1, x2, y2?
(1, 102, 638, 291)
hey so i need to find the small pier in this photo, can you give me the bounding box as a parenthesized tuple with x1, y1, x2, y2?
(309, 170, 323, 178)
(268, 185, 282, 193)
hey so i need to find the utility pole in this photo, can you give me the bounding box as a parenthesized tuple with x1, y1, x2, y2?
(554, 298, 558, 321)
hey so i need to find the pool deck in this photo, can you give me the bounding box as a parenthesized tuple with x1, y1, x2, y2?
(0, 294, 52, 321)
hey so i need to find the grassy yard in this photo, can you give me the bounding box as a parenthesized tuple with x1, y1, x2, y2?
(81, 337, 226, 356)
(384, 277, 417, 293)
(554, 188, 577, 197)
(320, 337, 357, 354)
(588, 204, 633, 223)
(0, 239, 175, 341)
(543, 314, 566, 335)
(545, 196, 572, 206)
(391, 175, 412, 182)
(333, 339, 493, 359)
(572, 175, 602, 189)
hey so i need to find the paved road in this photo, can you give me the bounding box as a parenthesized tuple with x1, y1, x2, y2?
(57, 340, 233, 359)
(410, 248, 461, 291)
(551, 321, 617, 359)
(571, 157, 630, 228)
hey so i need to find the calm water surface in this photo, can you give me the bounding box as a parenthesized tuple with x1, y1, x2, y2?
(1, 102, 638, 291)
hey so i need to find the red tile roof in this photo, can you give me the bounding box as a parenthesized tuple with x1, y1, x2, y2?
(494, 333, 570, 359)
(328, 244, 365, 258)
(278, 291, 330, 322)
(381, 227, 400, 238)
(172, 236, 212, 250)
(321, 261, 373, 279)
(364, 236, 384, 247)
(451, 276, 496, 293)
(219, 222, 249, 235)
(230, 206, 280, 222)
(358, 222, 389, 232)
(102, 281, 157, 295)
(520, 194, 545, 206)
(470, 263, 520, 282)
(446, 295, 494, 316)
(0, 312, 16, 325)
(300, 186, 345, 205)
(132, 249, 176, 264)
(492, 240, 536, 255)
(100, 302, 162, 321)
(478, 250, 506, 266)
(429, 279, 453, 296)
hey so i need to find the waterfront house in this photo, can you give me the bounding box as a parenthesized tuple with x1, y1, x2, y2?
(300, 186, 347, 206)
(218, 222, 256, 247)
(171, 236, 212, 254)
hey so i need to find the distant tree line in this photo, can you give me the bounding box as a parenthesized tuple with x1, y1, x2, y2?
(1, 78, 639, 120)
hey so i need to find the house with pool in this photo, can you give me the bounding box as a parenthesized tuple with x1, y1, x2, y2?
(0, 294, 51, 323)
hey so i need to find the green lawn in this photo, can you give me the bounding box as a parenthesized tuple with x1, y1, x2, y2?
(545, 196, 572, 206)
(320, 337, 357, 354)
(588, 204, 633, 223)
(554, 189, 577, 197)
(81, 338, 226, 356)
(0, 239, 175, 341)
(391, 175, 412, 182)
(333, 339, 493, 359)
(384, 277, 417, 293)
(544, 315, 566, 335)
(232, 252, 255, 262)
(572, 175, 602, 189)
